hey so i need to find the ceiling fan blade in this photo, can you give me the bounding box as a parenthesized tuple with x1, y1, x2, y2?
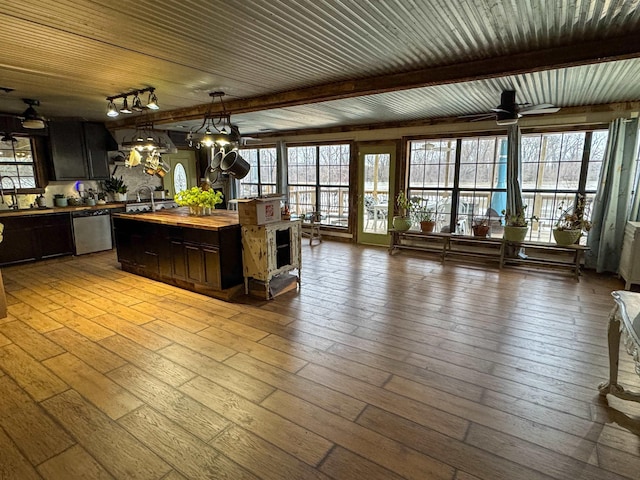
(469, 114, 496, 122)
(519, 104, 560, 115)
(458, 113, 495, 120)
(490, 108, 512, 114)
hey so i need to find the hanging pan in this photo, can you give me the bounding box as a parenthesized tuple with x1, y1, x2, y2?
(220, 150, 250, 179)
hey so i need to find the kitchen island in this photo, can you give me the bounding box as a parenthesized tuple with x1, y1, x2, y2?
(112, 208, 244, 300)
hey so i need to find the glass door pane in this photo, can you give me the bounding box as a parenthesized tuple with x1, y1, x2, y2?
(358, 144, 396, 246)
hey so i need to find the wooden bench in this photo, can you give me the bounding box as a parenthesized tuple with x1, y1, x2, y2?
(501, 240, 589, 281)
(390, 230, 589, 280)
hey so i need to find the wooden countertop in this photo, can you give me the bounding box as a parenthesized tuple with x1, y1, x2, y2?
(0, 203, 126, 218)
(113, 207, 241, 231)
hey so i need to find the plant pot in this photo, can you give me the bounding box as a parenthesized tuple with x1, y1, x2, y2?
(392, 216, 411, 232)
(472, 225, 490, 237)
(86, 198, 96, 206)
(420, 220, 436, 233)
(114, 192, 127, 202)
(54, 197, 68, 207)
(553, 228, 582, 245)
(503, 225, 528, 242)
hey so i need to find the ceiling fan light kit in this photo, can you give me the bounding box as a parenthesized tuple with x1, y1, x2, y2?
(21, 99, 46, 129)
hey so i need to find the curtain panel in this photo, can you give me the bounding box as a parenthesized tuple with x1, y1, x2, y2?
(586, 118, 639, 272)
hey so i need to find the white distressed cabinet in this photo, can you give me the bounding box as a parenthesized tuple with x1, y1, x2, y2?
(241, 220, 302, 298)
(619, 221, 640, 290)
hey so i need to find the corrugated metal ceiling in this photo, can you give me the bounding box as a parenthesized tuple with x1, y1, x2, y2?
(0, 0, 639, 135)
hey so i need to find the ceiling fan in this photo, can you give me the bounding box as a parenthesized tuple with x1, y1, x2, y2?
(460, 90, 560, 125)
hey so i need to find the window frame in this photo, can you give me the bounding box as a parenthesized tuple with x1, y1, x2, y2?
(406, 128, 608, 243)
(0, 136, 42, 194)
(237, 146, 277, 197)
(287, 142, 351, 227)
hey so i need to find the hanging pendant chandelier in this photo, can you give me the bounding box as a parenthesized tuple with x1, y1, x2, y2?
(187, 92, 241, 149)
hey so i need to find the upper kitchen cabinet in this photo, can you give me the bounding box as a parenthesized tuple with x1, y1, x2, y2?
(48, 120, 116, 180)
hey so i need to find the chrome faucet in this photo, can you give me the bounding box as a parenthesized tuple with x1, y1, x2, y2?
(0, 176, 18, 210)
(135, 185, 155, 212)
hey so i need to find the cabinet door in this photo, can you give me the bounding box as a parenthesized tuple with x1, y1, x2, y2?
(48, 120, 88, 180)
(203, 247, 221, 290)
(38, 214, 73, 258)
(114, 220, 135, 265)
(185, 245, 204, 283)
(0, 217, 37, 265)
(83, 122, 111, 180)
(170, 241, 187, 280)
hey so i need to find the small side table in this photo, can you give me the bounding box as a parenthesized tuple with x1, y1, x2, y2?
(599, 290, 640, 402)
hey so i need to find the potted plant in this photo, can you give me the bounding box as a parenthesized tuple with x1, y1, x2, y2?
(502, 205, 536, 242)
(104, 176, 128, 202)
(553, 194, 592, 245)
(174, 186, 224, 216)
(85, 189, 96, 206)
(393, 191, 419, 232)
(471, 215, 490, 237)
(411, 199, 436, 233)
(97, 192, 107, 205)
(53, 193, 67, 207)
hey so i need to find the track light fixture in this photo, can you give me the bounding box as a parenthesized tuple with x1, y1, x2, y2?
(21, 99, 46, 129)
(105, 87, 159, 118)
(187, 92, 241, 149)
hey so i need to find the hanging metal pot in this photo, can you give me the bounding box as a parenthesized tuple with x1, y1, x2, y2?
(220, 150, 250, 179)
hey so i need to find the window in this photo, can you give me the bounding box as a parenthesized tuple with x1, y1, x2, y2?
(238, 147, 277, 197)
(409, 137, 507, 235)
(521, 130, 607, 243)
(173, 162, 187, 193)
(0, 137, 36, 190)
(287, 143, 350, 226)
(407, 130, 608, 243)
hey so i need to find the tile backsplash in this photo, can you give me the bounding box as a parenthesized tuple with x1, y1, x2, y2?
(6, 165, 164, 209)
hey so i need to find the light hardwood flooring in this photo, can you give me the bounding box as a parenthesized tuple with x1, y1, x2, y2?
(0, 242, 639, 480)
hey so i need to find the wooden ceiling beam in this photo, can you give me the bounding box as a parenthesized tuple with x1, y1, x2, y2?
(110, 33, 640, 129)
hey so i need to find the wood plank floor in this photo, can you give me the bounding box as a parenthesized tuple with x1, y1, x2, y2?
(1, 242, 639, 479)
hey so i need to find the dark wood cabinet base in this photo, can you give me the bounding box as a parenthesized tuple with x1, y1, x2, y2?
(113, 217, 244, 302)
(119, 261, 244, 301)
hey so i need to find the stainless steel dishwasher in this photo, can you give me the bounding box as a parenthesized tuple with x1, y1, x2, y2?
(72, 209, 113, 255)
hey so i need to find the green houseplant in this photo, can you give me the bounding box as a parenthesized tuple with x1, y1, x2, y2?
(174, 186, 223, 216)
(103, 176, 128, 201)
(411, 199, 436, 233)
(502, 205, 536, 242)
(553, 195, 592, 245)
(393, 191, 420, 232)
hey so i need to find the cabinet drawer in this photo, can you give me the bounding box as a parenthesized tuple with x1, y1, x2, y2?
(184, 229, 219, 246)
